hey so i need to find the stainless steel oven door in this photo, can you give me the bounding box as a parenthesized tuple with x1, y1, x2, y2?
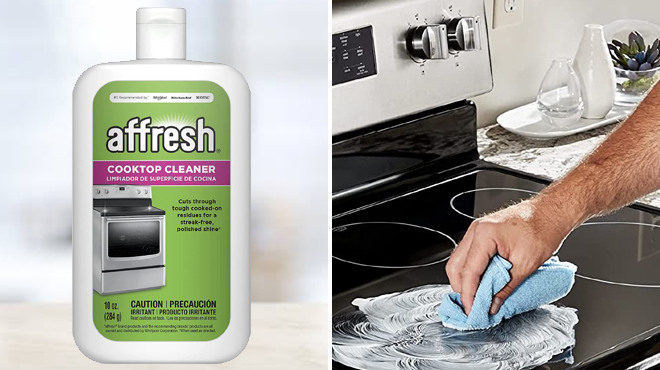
(101, 215, 165, 271)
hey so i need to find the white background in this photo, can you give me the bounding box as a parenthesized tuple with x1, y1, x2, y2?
(0, 0, 328, 303)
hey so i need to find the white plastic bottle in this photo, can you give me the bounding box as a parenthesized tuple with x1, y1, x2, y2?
(72, 8, 250, 363)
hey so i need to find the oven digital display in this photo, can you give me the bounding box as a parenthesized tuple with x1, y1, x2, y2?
(332, 26, 377, 86)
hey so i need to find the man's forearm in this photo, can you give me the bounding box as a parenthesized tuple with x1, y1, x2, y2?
(534, 83, 660, 234)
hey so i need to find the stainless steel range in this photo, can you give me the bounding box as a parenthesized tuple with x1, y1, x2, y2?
(93, 185, 166, 295)
(332, 0, 660, 369)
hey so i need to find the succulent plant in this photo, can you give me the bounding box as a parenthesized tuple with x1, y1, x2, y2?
(608, 31, 660, 95)
(608, 31, 660, 72)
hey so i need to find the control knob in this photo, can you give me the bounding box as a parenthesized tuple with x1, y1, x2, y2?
(446, 17, 481, 51)
(406, 24, 449, 60)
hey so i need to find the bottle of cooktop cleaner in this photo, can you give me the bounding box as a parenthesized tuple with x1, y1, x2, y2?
(72, 8, 250, 363)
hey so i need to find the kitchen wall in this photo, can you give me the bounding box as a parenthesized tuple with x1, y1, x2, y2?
(474, 0, 660, 127)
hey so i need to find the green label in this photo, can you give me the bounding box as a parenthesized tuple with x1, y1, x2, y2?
(92, 81, 230, 341)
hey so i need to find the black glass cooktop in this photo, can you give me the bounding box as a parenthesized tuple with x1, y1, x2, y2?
(92, 205, 166, 216)
(332, 167, 660, 370)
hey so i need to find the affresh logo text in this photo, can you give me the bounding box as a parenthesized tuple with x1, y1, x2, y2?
(106, 117, 216, 153)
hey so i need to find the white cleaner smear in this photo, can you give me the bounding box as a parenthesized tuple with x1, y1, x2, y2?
(332, 285, 578, 370)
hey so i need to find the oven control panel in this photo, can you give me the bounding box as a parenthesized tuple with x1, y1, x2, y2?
(332, 26, 377, 86)
(405, 17, 481, 61)
(93, 185, 152, 199)
(332, 0, 493, 134)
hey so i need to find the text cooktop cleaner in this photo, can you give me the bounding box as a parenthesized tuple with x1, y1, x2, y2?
(72, 8, 250, 363)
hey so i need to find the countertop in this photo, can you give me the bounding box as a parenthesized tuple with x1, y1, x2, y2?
(478, 123, 660, 208)
(0, 303, 327, 370)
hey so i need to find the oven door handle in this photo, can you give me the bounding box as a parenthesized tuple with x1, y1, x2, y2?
(102, 215, 165, 222)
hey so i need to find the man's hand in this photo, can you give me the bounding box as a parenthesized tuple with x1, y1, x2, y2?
(445, 81, 660, 317)
(445, 197, 574, 315)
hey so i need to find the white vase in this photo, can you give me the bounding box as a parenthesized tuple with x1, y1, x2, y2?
(573, 24, 616, 119)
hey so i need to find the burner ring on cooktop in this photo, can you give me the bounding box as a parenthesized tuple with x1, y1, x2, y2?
(559, 222, 660, 288)
(332, 222, 457, 269)
(450, 188, 539, 220)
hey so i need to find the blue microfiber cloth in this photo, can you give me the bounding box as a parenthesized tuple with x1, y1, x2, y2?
(439, 255, 576, 331)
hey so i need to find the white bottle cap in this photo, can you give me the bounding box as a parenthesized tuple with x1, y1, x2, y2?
(136, 8, 186, 60)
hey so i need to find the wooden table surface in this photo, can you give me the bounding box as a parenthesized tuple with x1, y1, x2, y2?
(0, 303, 327, 370)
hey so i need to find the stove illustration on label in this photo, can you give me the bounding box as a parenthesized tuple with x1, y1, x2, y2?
(92, 184, 166, 295)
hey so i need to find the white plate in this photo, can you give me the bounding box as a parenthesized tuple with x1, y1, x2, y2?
(497, 102, 633, 139)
